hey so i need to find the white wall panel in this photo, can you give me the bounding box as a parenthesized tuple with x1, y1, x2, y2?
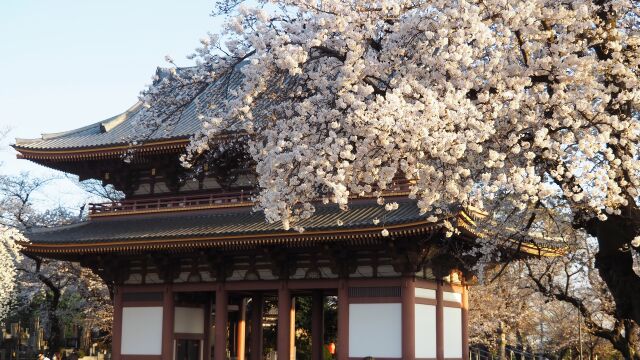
(415, 304, 437, 358)
(443, 307, 462, 358)
(121, 307, 163, 355)
(174, 307, 205, 334)
(415, 288, 436, 299)
(443, 291, 462, 303)
(349, 303, 402, 358)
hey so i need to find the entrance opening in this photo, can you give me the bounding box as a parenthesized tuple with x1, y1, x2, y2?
(175, 339, 201, 360)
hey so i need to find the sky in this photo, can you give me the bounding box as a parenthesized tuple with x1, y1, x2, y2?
(0, 0, 222, 210)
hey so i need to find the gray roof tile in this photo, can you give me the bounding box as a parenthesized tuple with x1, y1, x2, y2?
(26, 198, 428, 245)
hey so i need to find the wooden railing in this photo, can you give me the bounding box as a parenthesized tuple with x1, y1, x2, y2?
(89, 191, 252, 216)
(88, 179, 413, 217)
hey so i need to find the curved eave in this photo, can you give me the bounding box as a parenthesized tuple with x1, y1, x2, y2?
(19, 220, 443, 255)
(455, 210, 564, 257)
(13, 138, 190, 162)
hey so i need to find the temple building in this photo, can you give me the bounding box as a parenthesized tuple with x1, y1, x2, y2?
(14, 70, 556, 360)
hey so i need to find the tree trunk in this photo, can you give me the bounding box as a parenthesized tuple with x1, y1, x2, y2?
(588, 207, 640, 327)
(39, 273, 64, 353)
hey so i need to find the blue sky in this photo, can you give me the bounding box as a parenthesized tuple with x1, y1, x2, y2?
(0, 0, 221, 209)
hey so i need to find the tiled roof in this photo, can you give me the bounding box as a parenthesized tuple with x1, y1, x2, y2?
(22, 198, 444, 254)
(14, 68, 245, 151)
(25, 198, 427, 244)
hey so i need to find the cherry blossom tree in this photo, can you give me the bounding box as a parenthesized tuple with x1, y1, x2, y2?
(0, 225, 23, 322)
(0, 172, 113, 353)
(138, 0, 640, 324)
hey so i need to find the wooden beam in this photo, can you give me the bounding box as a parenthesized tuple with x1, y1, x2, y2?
(162, 285, 174, 360)
(112, 287, 123, 360)
(462, 285, 470, 360)
(311, 290, 324, 360)
(249, 293, 264, 360)
(436, 281, 444, 360)
(402, 276, 416, 360)
(277, 283, 292, 360)
(214, 283, 228, 360)
(337, 278, 349, 360)
(237, 298, 247, 360)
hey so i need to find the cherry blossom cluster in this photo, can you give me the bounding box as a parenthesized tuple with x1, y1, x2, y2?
(0, 226, 23, 321)
(138, 0, 640, 238)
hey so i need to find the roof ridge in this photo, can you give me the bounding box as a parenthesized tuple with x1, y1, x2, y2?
(14, 102, 142, 146)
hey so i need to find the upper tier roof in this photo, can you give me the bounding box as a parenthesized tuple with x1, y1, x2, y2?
(13, 67, 245, 155)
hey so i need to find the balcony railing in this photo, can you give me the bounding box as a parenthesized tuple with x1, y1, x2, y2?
(89, 191, 252, 216)
(88, 179, 413, 217)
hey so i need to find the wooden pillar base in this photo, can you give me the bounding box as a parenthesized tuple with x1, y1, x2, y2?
(214, 284, 228, 360)
(277, 284, 292, 360)
(337, 279, 349, 360)
(311, 290, 324, 360)
(249, 294, 264, 360)
(402, 276, 416, 360)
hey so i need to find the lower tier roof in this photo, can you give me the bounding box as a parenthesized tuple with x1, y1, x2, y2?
(21, 197, 562, 257)
(22, 198, 448, 255)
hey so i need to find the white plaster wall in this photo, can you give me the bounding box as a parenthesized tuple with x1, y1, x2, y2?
(348, 303, 402, 358)
(174, 307, 205, 334)
(415, 304, 437, 358)
(443, 291, 462, 303)
(443, 307, 463, 358)
(415, 288, 436, 299)
(121, 307, 163, 355)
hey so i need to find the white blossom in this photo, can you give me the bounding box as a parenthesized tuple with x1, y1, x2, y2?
(0, 226, 24, 321)
(138, 0, 640, 239)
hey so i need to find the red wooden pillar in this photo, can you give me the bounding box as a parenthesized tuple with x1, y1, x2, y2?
(214, 284, 228, 360)
(237, 298, 247, 360)
(249, 294, 264, 360)
(112, 287, 123, 360)
(462, 285, 470, 360)
(204, 300, 212, 360)
(162, 285, 174, 360)
(277, 284, 292, 360)
(436, 281, 444, 360)
(290, 297, 296, 359)
(402, 276, 416, 360)
(311, 290, 324, 360)
(337, 279, 349, 360)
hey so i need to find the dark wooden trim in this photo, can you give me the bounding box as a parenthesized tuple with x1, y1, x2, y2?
(203, 300, 212, 360)
(121, 356, 162, 360)
(436, 281, 444, 360)
(214, 283, 228, 360)
(443, 301, 462, 309)
(122, 301, 164, 307)
(402, 276, 416, 360)
(277, 283, 292, 360)
(337, 278, 349, 360)
(348, 297, 401, 304)
(415, 279, 437, 290)
(113, 287, 124, 360)
(416, 298, 437, 306)
(312, 290, 324, 360)
(249, 293, 264, 360)
(173, 333, 205, 340)
(347, 278, 402, 287)
(171, 283, 217, 292)
(162, 285, 174, 360)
